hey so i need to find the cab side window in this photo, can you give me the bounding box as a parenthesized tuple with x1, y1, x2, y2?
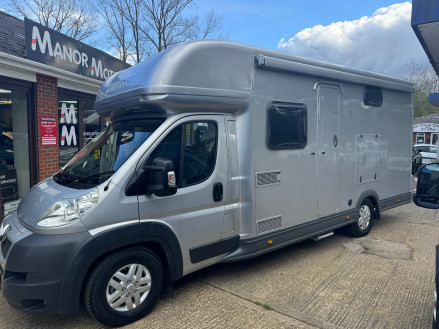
(149, 121, 217, 187)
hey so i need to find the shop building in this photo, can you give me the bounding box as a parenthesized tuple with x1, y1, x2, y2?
(412, 0, 439, 146)
(0, 11, 130, 217)
(413, 113, 439, 145)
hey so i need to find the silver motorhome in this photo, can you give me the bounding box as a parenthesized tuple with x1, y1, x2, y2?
(0, 41, 414, 327)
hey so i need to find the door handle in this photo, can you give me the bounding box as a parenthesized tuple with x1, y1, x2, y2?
(333, 133, 339, 147)
(213, 182, 223, 202)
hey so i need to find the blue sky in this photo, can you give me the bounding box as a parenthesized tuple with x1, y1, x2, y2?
(195, 1, 427, 78)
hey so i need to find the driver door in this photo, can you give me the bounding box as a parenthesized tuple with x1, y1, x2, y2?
(137, 115, 229, 274)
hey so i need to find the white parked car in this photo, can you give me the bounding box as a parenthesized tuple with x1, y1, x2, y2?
(414, 144, 438, 164)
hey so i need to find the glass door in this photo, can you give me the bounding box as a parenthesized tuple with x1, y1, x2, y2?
(0, 85, 31, 216)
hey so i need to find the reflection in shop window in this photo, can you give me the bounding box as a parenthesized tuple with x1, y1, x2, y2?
(83, 100, 101, 145)
(0, 88, 30, 216)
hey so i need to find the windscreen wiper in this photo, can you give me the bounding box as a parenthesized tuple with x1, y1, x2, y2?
(75, 171, 115, 183)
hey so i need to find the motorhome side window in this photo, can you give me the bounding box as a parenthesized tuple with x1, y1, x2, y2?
(364, 86, 383, 107)
(149, 121, 217, 187)
(267, 102, 307, 150)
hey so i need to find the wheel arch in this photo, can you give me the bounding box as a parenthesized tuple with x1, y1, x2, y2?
(355, 190, 380, 220)
(60, 222, 183, 314)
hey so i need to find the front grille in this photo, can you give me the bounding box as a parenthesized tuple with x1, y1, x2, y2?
(1, 239, 11, 258)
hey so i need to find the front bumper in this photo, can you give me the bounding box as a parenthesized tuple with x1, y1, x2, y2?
(0, 212, 100, 314)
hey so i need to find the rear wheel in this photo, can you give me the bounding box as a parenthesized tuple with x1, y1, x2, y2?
(84, 247, 163, 327)
(345, 199, 375, 237)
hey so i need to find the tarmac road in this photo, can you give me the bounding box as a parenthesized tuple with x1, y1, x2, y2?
(0, 202, 436, 328)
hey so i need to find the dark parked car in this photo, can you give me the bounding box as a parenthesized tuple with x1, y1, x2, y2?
(412, 163, 439, 329)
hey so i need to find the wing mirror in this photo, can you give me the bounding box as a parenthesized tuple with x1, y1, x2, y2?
(413, 163, 439, 209)
(145, 158, 177, 197)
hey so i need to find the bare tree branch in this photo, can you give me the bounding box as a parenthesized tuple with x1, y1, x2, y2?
(5, 0, 97, 41)
(88, 0, 133, 62)
(406, 60, 439, 118)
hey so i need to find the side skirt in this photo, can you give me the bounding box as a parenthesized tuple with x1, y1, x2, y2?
(189, 235, 240, 264)
(379, 192, 411, 212)
(222, 209, 357, 263)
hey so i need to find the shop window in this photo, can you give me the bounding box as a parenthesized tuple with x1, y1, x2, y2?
(432, 133, 438, 146)
(0, 88, 30, 215)
(58, 92, 99, 168)
(58, 98, 79, 167)
(83, 100, 101, 145)
(267, 102, 307, 150)
(416, 133, 425, 144)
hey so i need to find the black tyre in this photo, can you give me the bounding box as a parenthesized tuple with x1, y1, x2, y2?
(345, 199, 375, 237)
(84, 247, 163, 327)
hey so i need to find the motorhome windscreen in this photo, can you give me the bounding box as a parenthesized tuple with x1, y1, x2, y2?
(53, 118, 164, 188)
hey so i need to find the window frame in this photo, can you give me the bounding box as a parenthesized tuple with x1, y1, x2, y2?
(416, 133, 425, 144)
(364, 86, 383, 107)
(148, 120, 218, 189)
(266, 101, 308, 150)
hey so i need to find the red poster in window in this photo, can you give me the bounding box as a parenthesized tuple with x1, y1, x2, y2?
(40, 116, 57, 146)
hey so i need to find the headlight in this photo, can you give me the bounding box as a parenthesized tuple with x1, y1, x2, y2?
(37, 189, 99, 227)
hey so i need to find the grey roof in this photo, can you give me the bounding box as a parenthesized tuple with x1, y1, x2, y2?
(413, 113, 439, 124)
(96, 40, 415, 116)
(0, 11, 25, 58)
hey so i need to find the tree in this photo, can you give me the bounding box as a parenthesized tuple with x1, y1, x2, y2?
(122, 0, 146, 63)
(139, 0, 224, 53)
(4, 0, 97, 41)
(406, 60, 439, 118)
(91, 0, 132, 62)
(91, 0, 224, 63)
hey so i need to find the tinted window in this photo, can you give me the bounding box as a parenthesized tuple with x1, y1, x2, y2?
(415, 145, 437, 153)
(149, 121, 217, 187)
(364, 86, 383, 107)
(267, 102, 307, 150)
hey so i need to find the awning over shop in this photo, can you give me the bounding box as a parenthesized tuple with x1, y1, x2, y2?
(412, 0, 439, 77)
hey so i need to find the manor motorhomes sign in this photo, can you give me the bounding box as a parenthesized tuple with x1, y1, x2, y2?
(24, 18, 130, 81)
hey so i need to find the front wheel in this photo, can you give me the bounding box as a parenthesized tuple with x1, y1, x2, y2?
(345, 199, 375, 237)
(84, 247, 164, 327)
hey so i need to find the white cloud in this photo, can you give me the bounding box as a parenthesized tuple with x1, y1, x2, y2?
(278, 2, 428, 78)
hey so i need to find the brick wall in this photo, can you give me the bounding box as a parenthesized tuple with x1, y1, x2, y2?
(36, 74, 59, 181)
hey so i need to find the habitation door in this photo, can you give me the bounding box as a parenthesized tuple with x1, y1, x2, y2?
(316, 83, 341, 216)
